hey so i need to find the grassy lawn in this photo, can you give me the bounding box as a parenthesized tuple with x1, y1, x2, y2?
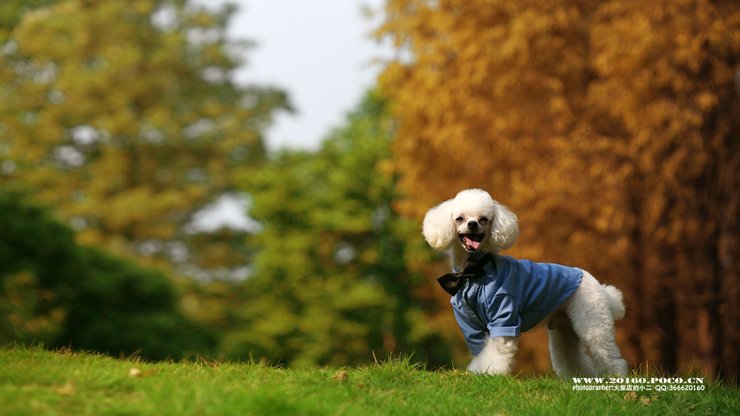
(1, 346, 736, 415)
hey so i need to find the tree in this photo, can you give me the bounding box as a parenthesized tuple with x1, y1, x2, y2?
(588, 0, 739, 380)
(221, 91, 455, 367)
(0, 191, 75, 345)
(0, 191, 214, 360)
(0, 0, 288, 274)
(377, 0, 738, 378)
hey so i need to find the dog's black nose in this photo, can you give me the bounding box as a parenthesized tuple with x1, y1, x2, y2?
(467, 221, 478, 230)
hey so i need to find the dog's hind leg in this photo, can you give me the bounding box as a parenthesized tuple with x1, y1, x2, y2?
(564, 271, 628, 377)
(548, 311, 596, 378)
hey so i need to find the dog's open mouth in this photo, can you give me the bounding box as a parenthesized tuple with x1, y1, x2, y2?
(459, 233, 485, 251)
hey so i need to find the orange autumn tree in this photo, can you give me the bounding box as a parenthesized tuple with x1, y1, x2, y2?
(588, 0, 739, 380)
(378, 0, 738, 379)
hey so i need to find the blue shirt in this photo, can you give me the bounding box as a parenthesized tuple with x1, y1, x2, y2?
(450, 253, 583, 355)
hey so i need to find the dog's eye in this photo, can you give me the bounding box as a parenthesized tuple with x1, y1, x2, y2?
(479, 217, 489, 225)
(455, 216, 464, 223)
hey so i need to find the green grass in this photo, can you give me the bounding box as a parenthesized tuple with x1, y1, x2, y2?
(0, 347, 737, 415)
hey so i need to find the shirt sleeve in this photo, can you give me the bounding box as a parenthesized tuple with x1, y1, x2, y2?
(486, 294, 521, 337)
(451, 304, 487, 355)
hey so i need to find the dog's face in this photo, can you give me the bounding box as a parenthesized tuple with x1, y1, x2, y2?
(422, 188, 518, 255)
(451, 190, 496, 252)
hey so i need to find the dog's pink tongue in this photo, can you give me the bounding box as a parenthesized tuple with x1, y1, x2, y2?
(464, 236, 481, 251)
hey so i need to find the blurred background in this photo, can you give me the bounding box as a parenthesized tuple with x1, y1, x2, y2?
(0, 0, 737, 381)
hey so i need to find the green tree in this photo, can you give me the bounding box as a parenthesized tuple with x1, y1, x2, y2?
(0, 0, 55, 42)
(221, 91, 453, 367)
(0, 191, 75, 345)
(0, 191, 214, 360)
(0, 0, 288, 275)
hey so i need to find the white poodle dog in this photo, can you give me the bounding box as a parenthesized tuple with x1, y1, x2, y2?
(423, 188, 628, 378)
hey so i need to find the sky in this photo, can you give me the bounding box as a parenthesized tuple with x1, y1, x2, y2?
(191, 0, 392, 230)
(204, 0, 392, 152)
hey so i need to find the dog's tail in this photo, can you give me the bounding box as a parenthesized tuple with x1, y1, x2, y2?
(602, 284, 625, 320)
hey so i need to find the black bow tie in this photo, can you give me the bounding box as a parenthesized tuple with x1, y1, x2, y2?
(437, 254, 492, 295)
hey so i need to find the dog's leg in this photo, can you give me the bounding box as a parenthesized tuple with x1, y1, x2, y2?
(548, 311, 596, 378)
(564, 271, 628, 377)
(467, 336, 519, 375)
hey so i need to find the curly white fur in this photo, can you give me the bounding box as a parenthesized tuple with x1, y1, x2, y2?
(423, 189, 519, 271)
(548, 271, 629, 378)
(424, 189, 628, 378)
(467, 337, 519, 375)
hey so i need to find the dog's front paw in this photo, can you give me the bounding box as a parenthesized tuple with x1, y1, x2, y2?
(467, 337, 518, 375)
(467, 353, 510, 375)
(467, 356, 484, 374)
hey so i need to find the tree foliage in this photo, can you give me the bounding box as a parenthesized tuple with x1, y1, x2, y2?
(222, 92, 454, 367)
(0, 191, 213, 360)
(0, 0, 288, 273)
(378, 0, 739, 379)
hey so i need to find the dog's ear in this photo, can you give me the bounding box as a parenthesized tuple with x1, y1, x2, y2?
(490, 200, 519, 250)
(422, 199, 456, 250)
